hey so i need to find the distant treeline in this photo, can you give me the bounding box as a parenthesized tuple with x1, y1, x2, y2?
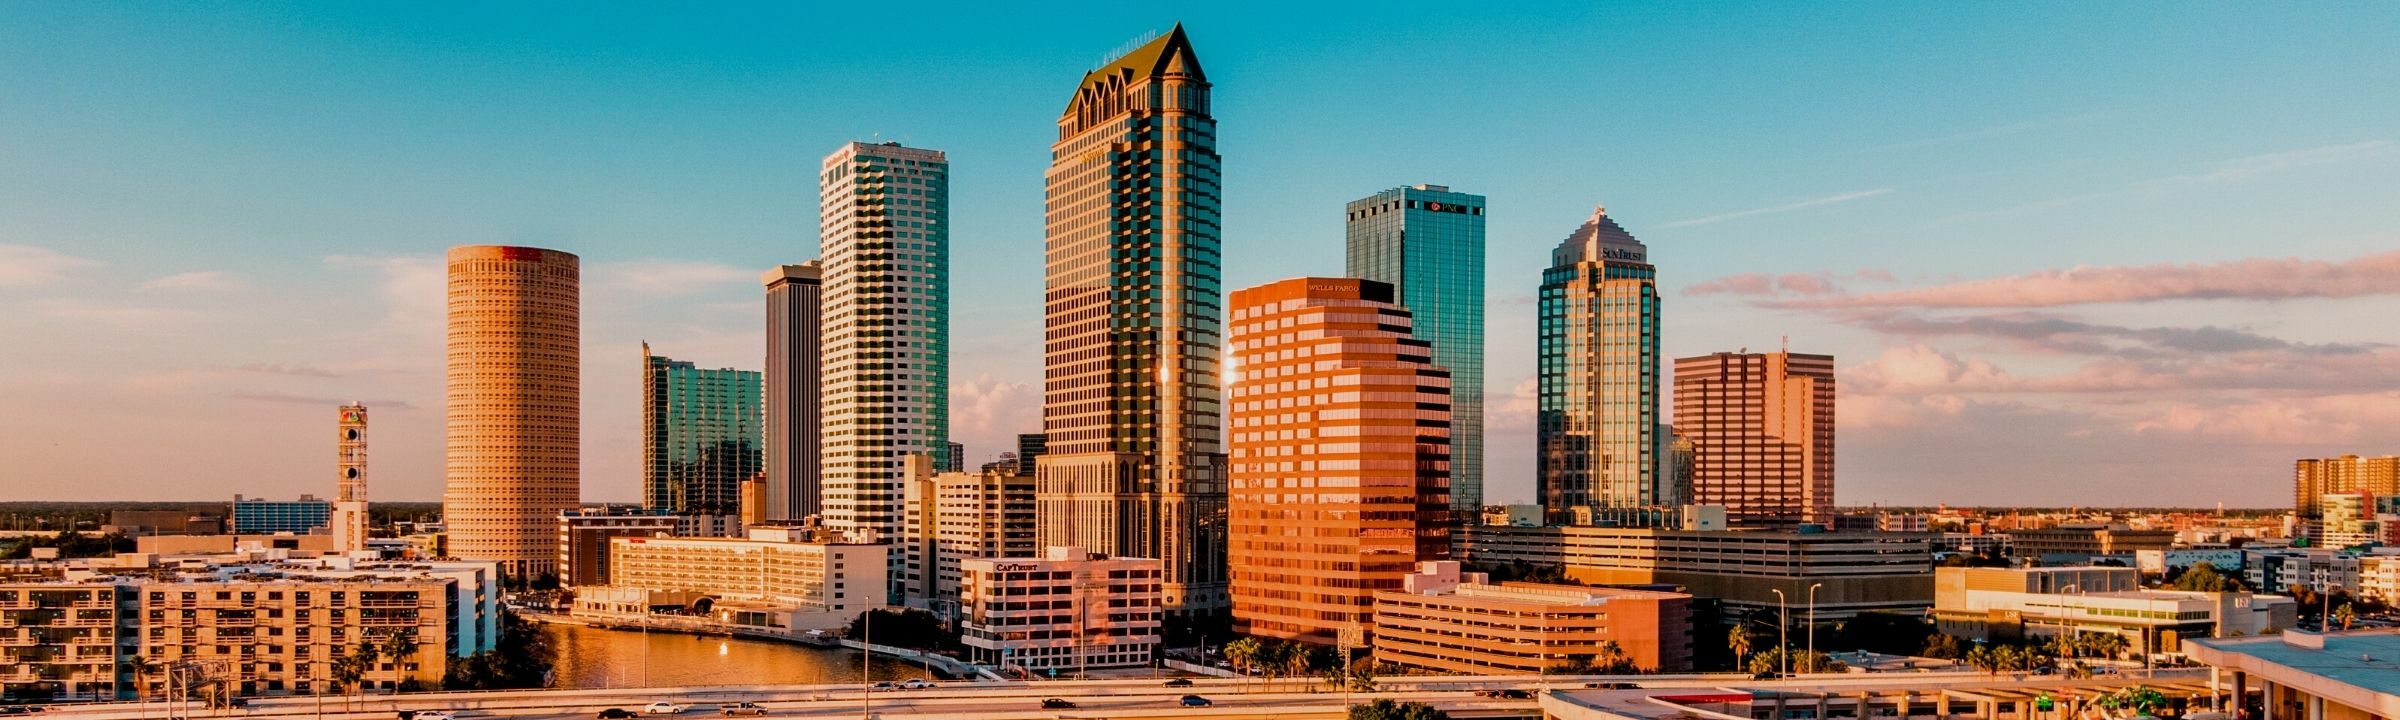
(0, 501, 444, 531)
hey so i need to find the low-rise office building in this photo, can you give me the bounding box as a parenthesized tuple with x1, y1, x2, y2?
(1454, 524, 1933, 621)
(1934, 566, 2295, 657)
(2007, 525, 2174, 564)
(958, 547, 1162, 675)
(230, 495, 333, 535)
(578, 528, 885, 633)
(2187, 631, 2400, 720)
(1372, 561, 1693, 674)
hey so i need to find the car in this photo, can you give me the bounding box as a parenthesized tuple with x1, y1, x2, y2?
(1491, 689, 1533, 699)
(1163, 678, 1194, 687)
(1041, 699, 1076, 709)
(598, 710, 639, 720)
(897, 679, 933, 690)
(869, 681, 896, 691)
(1584, 682, 1641, 690)
(1179, 696, 1212, 708)
(399, 712, 455, 720)
(718, 703, 767, 717)
(643, 703, 688, 715)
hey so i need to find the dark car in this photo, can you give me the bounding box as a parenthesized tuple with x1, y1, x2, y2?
(1163, 678, 1194, 687)
(1584, 682, 1642, 690)
(1179, 696, 1212, 708)
(599, 709, 639, 719)
(1494, 689, 1533, 700)
(1041, 699, 1076, 709)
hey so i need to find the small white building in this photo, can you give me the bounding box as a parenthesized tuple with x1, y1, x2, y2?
(959, 547, 1162, 675)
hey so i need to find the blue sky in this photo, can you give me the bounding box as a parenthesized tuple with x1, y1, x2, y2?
(3, 2, 2396, 506)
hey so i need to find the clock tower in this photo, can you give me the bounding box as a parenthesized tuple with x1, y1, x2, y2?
(331, 403, 370, 553)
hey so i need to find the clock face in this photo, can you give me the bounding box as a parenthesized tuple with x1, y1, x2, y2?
(345, 468, 360, 479)
(345, 429, 360, 440)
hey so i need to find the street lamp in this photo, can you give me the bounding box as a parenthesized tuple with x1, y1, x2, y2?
(1770, 588, 1790, 677)
(1805, 583, 1823, 673)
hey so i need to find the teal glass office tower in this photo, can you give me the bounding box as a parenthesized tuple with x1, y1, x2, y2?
(1537, 205, 1661, 519)
(642, 346, 764, 518)
(1346, 184, 1486, 515)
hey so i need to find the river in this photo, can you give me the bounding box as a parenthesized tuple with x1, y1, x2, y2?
(544, 624, 936, 689)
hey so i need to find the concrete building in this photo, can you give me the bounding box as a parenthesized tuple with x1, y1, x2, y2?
(641, 347, 762, 524)
(1454, 524, 1935, 621)
(2295, 455, 2399, 517)
(555, 508, 679, 587)
(1935, 567, 2296, 657)
(1673, 351, 1836, 526)
(229, 495, 330, 535)
(1036, 25, 1229, 618)
(1, 553, 500, 702)
(443, 245, 581, 578)
(2320, 493, 2381, 548)
(762, 262, 824, 524)
(819, 141, 950, 546)
(2188, 631, 2400, 720)
(1226, 277, 1452, 645)
(330, 404, 371, 554)
(900, 456, 1037, 620)
(586, 528, 886, 632)
(959, 547, 1163, 674)
(2009, 525, 2176, 564)
(1372, 561, 1693, 674)
(138, 534, 334, 556)
(1347, 184, 1487, 515)
(1538, 205, 1664, 518)
(1015, 434, 1045, 476)
(103, 510, 223, 536)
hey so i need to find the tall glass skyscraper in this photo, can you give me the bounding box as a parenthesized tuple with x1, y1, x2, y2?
(1037, 25, 1229, 616)
(641, 346, 763, 519)
(820, 141, 950, 544)
(1346, 184, 1485, 514)
(1537, 205, 1662, 519)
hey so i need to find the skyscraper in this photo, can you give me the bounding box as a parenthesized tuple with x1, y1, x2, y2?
(444, 245, 580, 578)
(1036, 25, 1229, 616)
(1537, 206, 1661, 521)
(1673, 351, 1835, 525)
(642, 345, 763, 521)
(2295, 455, 2400, 517)
(1227, 277, 1451, 645)
(763, 261, 824, 523)
(329, 403, 370, 553)
(819, 141, 950, 544)
(1347, 184, 1487, 515)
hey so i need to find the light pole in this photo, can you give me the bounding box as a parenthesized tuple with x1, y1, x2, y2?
(1805, 583, 1823, 674)
(1770, 589, 1790, 677)
(861, 606, 873, 720)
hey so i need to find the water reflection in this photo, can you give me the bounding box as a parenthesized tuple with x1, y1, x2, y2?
(545, 624, 934, 689)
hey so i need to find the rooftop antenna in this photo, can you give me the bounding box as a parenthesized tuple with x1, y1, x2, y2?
(1096, 29, 1162, 70)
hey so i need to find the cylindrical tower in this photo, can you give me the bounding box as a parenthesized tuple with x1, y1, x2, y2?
(443, 245, 580, 578)
(331, 403, 371, 553)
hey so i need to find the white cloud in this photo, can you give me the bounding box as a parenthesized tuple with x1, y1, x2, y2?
(1661, 189, 1892, 228)
(0, 244, 100, 287)
(139, 270, 245, 292)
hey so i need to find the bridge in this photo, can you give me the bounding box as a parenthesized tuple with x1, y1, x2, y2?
(31, 668, 2215, 720)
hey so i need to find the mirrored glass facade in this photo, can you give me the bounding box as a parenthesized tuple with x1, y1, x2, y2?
(1346, 184, 1486, 514)
(642, 349, 763, 518)
(1537, 207, 1662, 519)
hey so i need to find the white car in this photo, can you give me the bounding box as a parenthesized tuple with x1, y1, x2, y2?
(643, 703, 687, 715)
(897, 679, 934, 690)
(405, 711, 456, 720)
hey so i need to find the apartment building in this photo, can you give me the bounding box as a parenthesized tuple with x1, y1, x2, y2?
(959, 548, 1163, 674)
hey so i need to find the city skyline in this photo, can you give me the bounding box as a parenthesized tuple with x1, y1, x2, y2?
(5, 5, 2399, 507)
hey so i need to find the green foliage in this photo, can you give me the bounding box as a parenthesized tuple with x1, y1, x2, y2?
(0, 530, 136, 560)
(843, 607, 956, 651)
(1349, 699, 1452, 720)
(2097, 686, 2168, 717)
(1921, 634, 1966, 660)
(442, 610, 555, 690)
(1746, 647, 1846, 675)
(2170, 562, 2237, 592)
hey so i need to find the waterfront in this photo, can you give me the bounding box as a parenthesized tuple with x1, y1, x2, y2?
(545, 624, 935, 689)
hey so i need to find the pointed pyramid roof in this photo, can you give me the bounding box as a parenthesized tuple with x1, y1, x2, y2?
(1554, 204, 1649, 266)
(1063, 24, 1206, 114)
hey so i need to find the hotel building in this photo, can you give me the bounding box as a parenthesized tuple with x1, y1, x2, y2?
(1226, 277, 1452, 644)
(1347, 185, 1487, 514)
(586, 528, 886, 632)
(555, 508, 679, 587)
(1036, 25, 1229, 616)
(1673, 351, 1836, 525)
(1538, 206, 1663, 519)
(640, 347, 762, 523)
(959, 548, 1163, 674)
(1372, 561, 1693, 674)
(444, 245, 581, 578)
(818, 141, 950, 545)
(762, 262, 824, 523)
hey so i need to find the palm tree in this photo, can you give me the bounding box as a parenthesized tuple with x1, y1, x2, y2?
(1964, 645, 1997, 676)
(2332, 603, 2358, 631)
(1594, 641, 1634, 674)
(1728, 626, 1755, 667)
(380, 630, 421, 693)
(126, 655, 159, 718)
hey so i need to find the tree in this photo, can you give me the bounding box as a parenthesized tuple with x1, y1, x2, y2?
(2332, 603, 2358, 631)
(126, 655, 159, 716)
(2084, 632, 2128, 660)
(330, 643, 374, 707)
(2097, 686, 2168, 718)
(1349, 699, 1452, 720)
(1593, 641, 1637, 674)
(1728, 626, 1755, 665)
(441, 610, 555, 691)
(1224, 638, 1264, 677)
(1965, 645, 1997, 676)
(1922, 634, 1965, 660)
(2172, 562, 2233, 593)
(380, 629, 421, 694)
